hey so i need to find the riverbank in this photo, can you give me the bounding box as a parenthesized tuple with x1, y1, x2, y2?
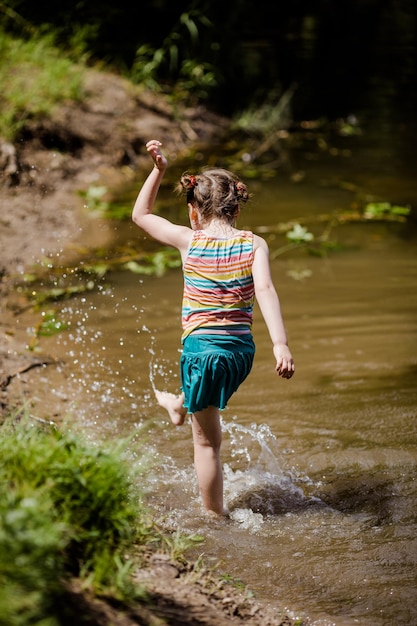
(0, 68, 230, 276)
(0, 68, 303, 626)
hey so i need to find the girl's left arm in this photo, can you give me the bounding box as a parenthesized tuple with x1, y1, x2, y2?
(132, 140, 191, 255)
(252, 234, 295, 379)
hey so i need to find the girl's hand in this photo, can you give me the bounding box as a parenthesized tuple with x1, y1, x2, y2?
(146, 139, 167, 171)
(273, 343, 295, 379)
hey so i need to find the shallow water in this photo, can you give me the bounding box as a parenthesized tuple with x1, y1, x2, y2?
(17, 125, 417, 625)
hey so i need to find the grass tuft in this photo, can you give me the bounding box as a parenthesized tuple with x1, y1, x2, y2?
(0, 412, 157, 623)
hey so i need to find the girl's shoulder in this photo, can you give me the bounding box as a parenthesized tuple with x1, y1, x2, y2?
(252, 232, 268, 252)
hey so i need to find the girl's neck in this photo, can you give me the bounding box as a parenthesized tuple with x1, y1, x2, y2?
(200, 218, 239, 238)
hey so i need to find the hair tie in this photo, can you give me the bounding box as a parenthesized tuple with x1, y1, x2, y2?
(189, 175, 198, 188)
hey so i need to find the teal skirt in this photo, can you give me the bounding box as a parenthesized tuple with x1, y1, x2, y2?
(180, 333, 255, 413)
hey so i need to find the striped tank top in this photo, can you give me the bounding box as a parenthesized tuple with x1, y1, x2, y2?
(181, 230, 255, 341)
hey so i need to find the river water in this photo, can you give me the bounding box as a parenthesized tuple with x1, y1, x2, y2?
(18, 123, 417, 625)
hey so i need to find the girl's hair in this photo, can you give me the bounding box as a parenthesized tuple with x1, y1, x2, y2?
(176, 168, 249, 223)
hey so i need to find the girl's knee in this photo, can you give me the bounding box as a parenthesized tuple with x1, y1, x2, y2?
(193, 430, 221, 450)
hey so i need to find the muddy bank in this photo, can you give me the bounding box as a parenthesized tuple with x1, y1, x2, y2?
(0, 69, 228, 276)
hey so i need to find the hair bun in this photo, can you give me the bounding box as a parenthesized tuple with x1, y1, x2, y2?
(181, 173, 198, 191)
(235, 180, 249, 203)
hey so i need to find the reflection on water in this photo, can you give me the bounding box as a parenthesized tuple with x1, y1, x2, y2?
(12, 128, 417, 625)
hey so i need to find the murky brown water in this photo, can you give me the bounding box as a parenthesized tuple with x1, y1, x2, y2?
(13, 127, 417, 625)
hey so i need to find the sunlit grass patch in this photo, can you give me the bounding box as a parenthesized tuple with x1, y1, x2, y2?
(0, 30, 84, 140)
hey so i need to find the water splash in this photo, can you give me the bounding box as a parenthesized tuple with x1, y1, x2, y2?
(222, 419, 319, 520)
(148, 342, 181, 396)
(223, 419, 287, 474)
(147, 353, 321, 528)
(228, 507, 265, 531)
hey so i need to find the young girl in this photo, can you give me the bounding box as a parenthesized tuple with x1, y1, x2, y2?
(132, 139, 294, 517)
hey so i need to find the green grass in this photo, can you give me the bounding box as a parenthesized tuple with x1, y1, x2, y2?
(0, 30, 84, 140)
(0, 413, 159, 624)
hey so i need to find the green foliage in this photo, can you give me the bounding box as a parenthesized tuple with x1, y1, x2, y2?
(232, 86, 296, 137)
(160, 529, 205, 562)
(79, 185, 136, 220)
(219, 572, 248, 592)
(0, 413, 210, 623)
(0, 30, 83, 140)
(131, 10, 217, 103)
(79, 184, 110, 213)
(124, 248, 182, 277)
(363, 202, 410, 219)
(27, 308, 69, 351)
(0, 415, 149, 606)
(0, 490, 66, 626)
(35, 309, 69, 336)
(21, 279, 96, 309)
(175, 59, 217, 104)
(1, 0, 416, 119)
(256, 190, 413, 267)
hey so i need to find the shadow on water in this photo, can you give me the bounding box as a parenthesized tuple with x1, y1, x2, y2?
(316, 474, 404, 527)
(227, 477, 326, 516)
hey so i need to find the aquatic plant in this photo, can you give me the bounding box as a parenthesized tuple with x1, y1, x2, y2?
(79, 185, 110, 215)
(15, 245, 181, 313)
(260, 198, 412, 262)
(285, 223, 314, 243)
(363, 201, 410, 220)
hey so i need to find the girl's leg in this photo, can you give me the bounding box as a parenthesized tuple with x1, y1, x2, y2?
(155, 390, 187, 426)
(191, 406, 226, 516)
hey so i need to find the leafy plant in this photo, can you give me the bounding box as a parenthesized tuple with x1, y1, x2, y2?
(131, 10, 217, 103)
(0, 412, 216, 623)
(363, 201, 410, 219)
(124, 249, 181, 277)
(28, 308, 69, 351)
(0, 490, 66, 626)
(35, 309, 69, 337)
(0, 416, 149, 594)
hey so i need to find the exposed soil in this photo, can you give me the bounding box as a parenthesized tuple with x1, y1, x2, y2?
(64, 552, 298, 626)
(0, 70, 302, 625)
(0, 69, 229, 276)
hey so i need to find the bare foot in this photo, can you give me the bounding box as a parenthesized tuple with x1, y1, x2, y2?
(155, 390, 187, 426)
(206, 508, 230, 520)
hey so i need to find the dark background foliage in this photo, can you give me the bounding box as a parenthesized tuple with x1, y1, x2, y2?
(2, 0, 417, 120)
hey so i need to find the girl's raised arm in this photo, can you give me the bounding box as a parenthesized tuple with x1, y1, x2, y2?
(132, 140, 192, 256)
